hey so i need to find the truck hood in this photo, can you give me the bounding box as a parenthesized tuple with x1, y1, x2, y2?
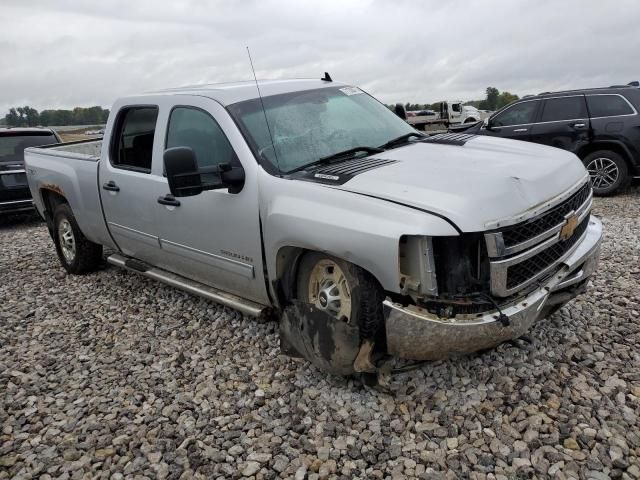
(333, 136, 589, 232)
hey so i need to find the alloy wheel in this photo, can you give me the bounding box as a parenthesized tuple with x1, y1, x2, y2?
(586, 157, 619, 190)
(58, 218, 76, 263)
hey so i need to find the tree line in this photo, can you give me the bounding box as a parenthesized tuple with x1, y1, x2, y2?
(388, 86, 520, 112)
(4, 106, 109, 127)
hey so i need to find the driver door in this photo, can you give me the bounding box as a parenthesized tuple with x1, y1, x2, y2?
(481, 100, 541, 142)
(153, 98, 269, 304)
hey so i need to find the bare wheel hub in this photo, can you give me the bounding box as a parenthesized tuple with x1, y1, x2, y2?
(58, 218, 76, 262)
(308, 259, 352, 322)
(586, 157, 618, 189)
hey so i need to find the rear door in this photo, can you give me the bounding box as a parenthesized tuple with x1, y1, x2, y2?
(481, 100, 540, 141)
(99, 105, 167, 265)
(530, 95, 590, 153)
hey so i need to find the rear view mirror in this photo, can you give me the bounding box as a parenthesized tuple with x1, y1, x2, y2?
(163, 147, 203, 197)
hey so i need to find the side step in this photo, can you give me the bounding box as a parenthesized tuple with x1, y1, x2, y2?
(106, 253, 267, 317)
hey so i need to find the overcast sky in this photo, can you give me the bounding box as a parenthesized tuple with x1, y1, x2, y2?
(2, 0, 639, 114)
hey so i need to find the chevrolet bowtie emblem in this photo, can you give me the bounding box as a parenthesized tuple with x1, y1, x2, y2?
(560, 214, 579, 241)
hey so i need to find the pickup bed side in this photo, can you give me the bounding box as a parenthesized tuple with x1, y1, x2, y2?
(25, 140, 116, 249)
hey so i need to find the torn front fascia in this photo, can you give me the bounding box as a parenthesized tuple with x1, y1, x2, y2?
(400, 234, 495, 317)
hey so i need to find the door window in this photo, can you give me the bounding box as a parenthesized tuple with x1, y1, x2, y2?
(166, 107, 237, 180)
(540, 96, 587, 122)
(451, 103, 461, 113)
(492, 101, 538, 127)
(111, 107, 158, 172)
(587, 95, 634, 118)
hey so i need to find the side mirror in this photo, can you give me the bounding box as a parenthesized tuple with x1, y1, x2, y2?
(164, 147, 203, 197)
(218, 163, 245, 194)
(485, 117, 494, 130)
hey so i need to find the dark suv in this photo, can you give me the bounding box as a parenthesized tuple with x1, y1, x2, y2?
(0, 128, 61, 214)
(456, 84, 640, 195)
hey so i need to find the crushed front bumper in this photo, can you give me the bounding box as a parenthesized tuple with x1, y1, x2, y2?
(384, 216, 602, 360)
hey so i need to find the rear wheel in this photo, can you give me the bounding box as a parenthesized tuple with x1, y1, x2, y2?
(53, 203, 102, 274)
(582, 150, 629, 196)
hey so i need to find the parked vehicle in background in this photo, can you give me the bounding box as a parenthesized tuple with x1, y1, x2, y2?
(25, 79, 601, 376)
(0, 127, 60, 214)
(407, 101, 490, 130)
(454, 82, 640, 195)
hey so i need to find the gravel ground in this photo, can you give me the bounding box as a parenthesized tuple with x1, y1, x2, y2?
(1, 188, 639, 480)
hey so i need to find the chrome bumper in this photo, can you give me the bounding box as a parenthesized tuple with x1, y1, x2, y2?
(384, 216, 602, 360)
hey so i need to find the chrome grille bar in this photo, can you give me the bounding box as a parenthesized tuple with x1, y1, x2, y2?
(487, 181, 593, 297)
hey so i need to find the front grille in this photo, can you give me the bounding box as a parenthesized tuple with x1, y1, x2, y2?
(506, 216, 589, 289)
(501, 182, 591, 247)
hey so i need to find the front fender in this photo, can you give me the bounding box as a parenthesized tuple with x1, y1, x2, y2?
(260, 173, 459, 294)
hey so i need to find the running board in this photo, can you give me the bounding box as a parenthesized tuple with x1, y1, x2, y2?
(106, 253, 267, 317)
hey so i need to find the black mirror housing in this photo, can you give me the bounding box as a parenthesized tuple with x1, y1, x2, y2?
(220, 164, 246, 194)
(164, 147, 203, 197)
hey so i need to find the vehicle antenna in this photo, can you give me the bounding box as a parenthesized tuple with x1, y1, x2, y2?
(246, 46, 281, 174)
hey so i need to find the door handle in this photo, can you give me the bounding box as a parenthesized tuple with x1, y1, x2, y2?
(157, 194, 181, 207)
(102, 181, 120, 192)
(513, 128, 528, 133)
(571, 123, 586, 129)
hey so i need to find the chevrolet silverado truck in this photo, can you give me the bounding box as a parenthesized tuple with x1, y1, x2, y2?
(25, 79, 602, 375)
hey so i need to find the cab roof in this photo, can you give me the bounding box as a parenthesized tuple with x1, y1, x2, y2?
(143, 78, 348, 106)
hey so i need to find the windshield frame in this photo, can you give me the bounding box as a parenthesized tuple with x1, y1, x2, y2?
(225, 86, 415, 176)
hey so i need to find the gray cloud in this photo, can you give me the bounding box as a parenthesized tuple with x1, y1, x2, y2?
(2, 0, 639, 114)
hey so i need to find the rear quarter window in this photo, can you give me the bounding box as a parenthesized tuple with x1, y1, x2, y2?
(587, 95, 635, 118)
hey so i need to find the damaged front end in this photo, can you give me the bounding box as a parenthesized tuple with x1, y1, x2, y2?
(279, 184, 602, 375)
(387, 214, 602, 361)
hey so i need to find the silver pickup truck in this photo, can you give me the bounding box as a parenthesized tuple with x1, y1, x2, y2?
(25, 79, 602, 375)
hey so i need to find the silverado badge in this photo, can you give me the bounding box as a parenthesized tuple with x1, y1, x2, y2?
(560, 214, 579, 241)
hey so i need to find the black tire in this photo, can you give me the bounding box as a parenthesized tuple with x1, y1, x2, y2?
(296, 252, 385, 347)
(582, 150, 629, 196)
(53, 203, 103, 274)
(464, 117, 477, 123)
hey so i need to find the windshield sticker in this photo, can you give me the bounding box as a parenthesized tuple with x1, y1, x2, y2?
(339, 86, 363, 96)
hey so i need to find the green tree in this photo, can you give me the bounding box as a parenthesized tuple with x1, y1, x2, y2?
(485, 87, 500, 111)
(496, 91, 519, 109)
(5, 108, 20, 126)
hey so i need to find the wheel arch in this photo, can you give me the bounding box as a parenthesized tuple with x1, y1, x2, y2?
(577, 141, 633, 169)
(271, 245, 385, 308)
(40, 187, 69, 233)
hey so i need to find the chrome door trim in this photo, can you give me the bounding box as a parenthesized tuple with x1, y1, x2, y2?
(108, 221, 160, 246)
(159, 238, 255, 279)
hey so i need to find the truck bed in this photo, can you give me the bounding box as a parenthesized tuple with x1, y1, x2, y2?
(24, 139, 116, 249)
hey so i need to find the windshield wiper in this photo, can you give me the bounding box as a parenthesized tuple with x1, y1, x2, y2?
(287, 146, 383, 173)
(378, 132, 425, 150)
